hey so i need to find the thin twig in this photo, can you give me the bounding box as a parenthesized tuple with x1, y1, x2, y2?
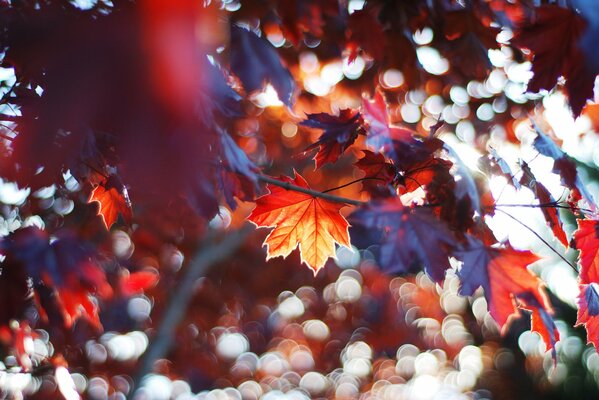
(257, 174, 365, 206)
(495, 209, 578, 273)
(129, 225, 254, 398)
(493, 202, 595, 215)
(322, 177, 387, 193)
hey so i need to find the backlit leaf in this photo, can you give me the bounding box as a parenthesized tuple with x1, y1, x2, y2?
(573, 218, 599, 284)
(89, 174, 132, 229)
(455, 237, 546, 331)
(247, 171, 350, 274)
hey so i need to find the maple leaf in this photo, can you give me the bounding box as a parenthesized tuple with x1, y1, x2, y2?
(520, 161, 568, 247)
(354, 150, 398, 197)
(230, 25, 294, 106)
(455, 237, 546, 331)
(401, 157, 454, 195)
(573, 218, 599, 284)
(512, 5, 597, 116)
(349, 198, 457, 282)
(576, 283, 599, 350)
(301, 109, 365, 169)
(89, 174, 132, 229)
(247, 171, 350, 274)
(362, 91, 414, 153)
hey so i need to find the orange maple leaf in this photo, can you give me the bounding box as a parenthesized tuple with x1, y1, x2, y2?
(89, 174, 132, 229)
(247, 171, 351, 275)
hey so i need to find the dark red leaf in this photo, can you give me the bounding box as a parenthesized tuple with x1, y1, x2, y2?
(512, 6, 597, 116)
(0, 227, 112, 328)
(354, 150, 398, 197)
(346, 9, 386, 63)
(518, 292, 560, 361)
(301, 109, 365, 169)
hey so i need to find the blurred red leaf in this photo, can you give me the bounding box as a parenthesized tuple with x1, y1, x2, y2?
(512, 6, 596, 116)
(120, 271, 159, 297)
(354, 150, 397, 197)
(346, 9, 386, 63)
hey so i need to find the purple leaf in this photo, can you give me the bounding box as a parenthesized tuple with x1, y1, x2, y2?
(230, 25, 294, 106)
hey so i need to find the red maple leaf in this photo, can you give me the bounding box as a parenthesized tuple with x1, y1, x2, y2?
(362, 91, 414, 152)
(89, 174, 132, 229)
(354, 150, 398, 197)
(455, 238, 547, 332)
(301, 109, 365, 169)
(442, 9, 501, 80)
(512, 6, 597, 116)
(573, 218, 599, 284)
(0, 228, 112, 329)
(577, 283, 599, 350)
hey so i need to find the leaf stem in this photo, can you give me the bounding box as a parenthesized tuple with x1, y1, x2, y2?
(495, 209, 578, 273)
(257, 174, 365, 206)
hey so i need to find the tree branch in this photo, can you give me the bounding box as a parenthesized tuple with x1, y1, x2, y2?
(322, 176, 387, 193)
(129, 225, 254, 398)
(257, 174, 366, 206)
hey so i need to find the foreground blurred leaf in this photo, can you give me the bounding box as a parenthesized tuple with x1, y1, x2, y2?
(512, 5, 596, 116)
